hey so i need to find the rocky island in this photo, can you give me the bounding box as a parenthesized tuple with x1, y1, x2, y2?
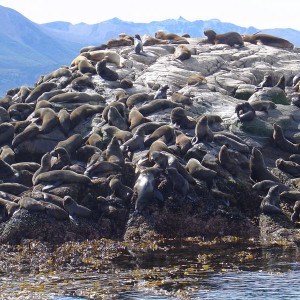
(0, 30, 300, 273)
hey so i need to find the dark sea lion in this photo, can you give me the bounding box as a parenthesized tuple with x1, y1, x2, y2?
(192, 115, 214, 144)
(100, 126, 133, 144)
(36, 90, 66, 102)
(0, 106, 10, 123)
(137, 99, 183, 116)
(170, 107, 196, 129)
(25, 82, 57, 103)
(249, 148, 280, 183)
(255, 74, 273, 91)
(0, 122, 14, 145)
(18, 197, 45, 212)
(252, 180, 289, 193)
(260, 185, 282, 214)
(275, 158, 300, 177)
(42, 67, 72, 82)
(0, 183, 29, 195)
(166, 166, 189, 200)
(80, 44, 107, 53)
(120, 78, 133, 89)
(35, 100, 53, 110)
(289, 154, 300, 165)
(218, 144, 239, 176)
(174, 44, 191, 61)
(235, 102, 256, 122)
(50, 147, 71, 170)
(96, 58, 119, 81)
(120, 130, 145, 153)
(249, 100, 276, 112)
(0, 95, 12, 109)
(175, 131, 192, 155)
(63, 195, 92, 218)
(85, 160, 121, 178)
(42, 201, 69, 220)
(274, 75, 286, 91)
(133, 167, 164, 214)
(242, 33, 294, 49)
(71, 75, 95, 91)
(58, 109, 71, 136)
(153, 84, 169, 100)
(11, 123, 39, 149)
(213, 133, 250, 154)
(102, 102, 127, 122)
(134, 34, 144, 54)
(144, 125, 176, 147)
(204, 29, 244, 47)
(273, 123, 300, 154)
(8, 103, 34, 120)
(0, 145, 15, 164)
(292, 72, 300, 87)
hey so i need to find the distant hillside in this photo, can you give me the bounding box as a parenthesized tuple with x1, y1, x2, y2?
(0, 5, 300, 97)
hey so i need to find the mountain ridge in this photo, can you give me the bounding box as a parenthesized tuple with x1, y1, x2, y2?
(0, 4, 299, 96)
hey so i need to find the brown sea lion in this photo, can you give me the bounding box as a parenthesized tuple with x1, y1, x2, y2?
(126, 92, 152, 108)
(128, 109, 151, 131)
(187, 73, 207, 86)
(142, 35, 169, 46)
(32, 107, 59, 133)
(137, 99, 183, 116)
(0, 145, 15, 164)
(25, 82, 57, 103)
(48, 92, 104, 104)
(255, 74, 273, 91)
(107, 106, 128, 130)
(213, 133, 250, 154)
(0, 198, 19, 217)
(71, 75, 95, 91)
(275, 158, 300, 177)
(50, 147, 71, 170)
(192, 115, 214, 144)
(58, 109, 71, 136)
(8, 103, 34, 121)
(175, 131, 192, 155)
(242, 33, 294, 49)
(170, 107, 196, 129)
(70, 104, 104, 128)
(291, 200, 300, 222)
(63, 195, 92, 218)
(11, 123, 39, 149)
(144, 125, 176, 147)
(274, 75, 286, 91)
(166, 167, 189, 200)
(102, 102, 127, 122)
(32, 152, 52, 185)
(81, 50, 127, 68)
(171, 92, 193, 105)
(107, 37, 133, 48)
(204, 29, 244, 47)
(218, 145, 239, 176)
(109, 177, 133, 203)
(78, 59, 96, 74)
(56, 134, 83, 155)
(155, 31, 189, 44)
(105, 136, 125, 166)
(260, 185, 282, 214)
(174, 44, 191, 61)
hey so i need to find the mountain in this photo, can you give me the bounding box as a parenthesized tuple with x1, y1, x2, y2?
(0, 5, 300, 97)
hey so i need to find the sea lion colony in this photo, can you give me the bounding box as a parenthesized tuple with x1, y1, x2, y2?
(0, 29, 300, 245)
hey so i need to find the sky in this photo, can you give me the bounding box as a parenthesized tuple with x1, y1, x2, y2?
(0, 0, 299, 30)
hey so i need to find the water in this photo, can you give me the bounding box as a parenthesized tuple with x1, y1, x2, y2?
(1, 243, 300, 299)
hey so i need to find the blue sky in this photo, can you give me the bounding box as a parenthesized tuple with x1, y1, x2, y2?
(0, 0, 299, 30)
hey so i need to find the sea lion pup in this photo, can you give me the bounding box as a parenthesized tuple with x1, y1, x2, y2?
(126, 92, 152, 108)
(260, 185, 282, 215)
(155, 31, 189, 44)
(50, 147, 71, 170)
(107, 37, 133, 48)
(249, 148, 280, 183)
(63, 195, 92, 219)
(291, 200, 300, 222)
(175, 131, 192, 155)
(105, 136, 125, 166)
(24, 82, 57, 103)
(275, 158, 300, 177)
(166, 167, 189, 200)
(204, 29, 244, 47)
(109, 177, 133, 203)
(274, 75, 286, 91)
(96, 57, 119, 81)
(138, 99, 184, 117)
(77, 59, 96, 74)
(174, 44, 191, 61)
(149, 150, 195, 184)
(107, 106, 128, 131)
(133, 167, 164, 214)
(128, 109, 151, 131)
(171, 92, 193, 105)
(170, 107, 196, 129)
(153, 84, 169, 100)
(235, 102, 256, 122)
(273, 123, 300, 154)
(11, 123, 39, 149)
(70, 104, 104, 129)
(255, 74, 273, 91)
(144, 124, 176, 147)
(185, 158, 217, 187)
(252, 180, 289, 193)
(242, 33, 294, 49)
(192, 115, 214, 144)
(134, 34, 144, 54)
(0, 145, 15, 164)
(187, 73, 207, 86)
(31, 107, 59, 133)
(0, 122, 14, 145)
(58, 109, 71, 136)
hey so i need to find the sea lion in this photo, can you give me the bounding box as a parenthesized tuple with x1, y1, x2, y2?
(291, 200, 300, 222)
(18, 197, 45, 212)
(144, 125, 176, 147)
(166, 167, 189, 200)
(133, 167, 164, 214)
(105, 136, 125, 166)
(260, 185, 282, 214)
(48, 92, 104, 104)
(0, 95, 12, 110)
(289, 154, 300, 165)
(32, 152, 52, 185)
(153, 84, 169, 100)
(174, 44, 191, 61)
(0, 198, 19, 217)
(42, 67, 72, 82)
(63, 195, 92, 218)
(85, 161, 122, 178)
(50, 147, 71, 170)
(0, 122, 14, 145)
(235, 102, 256, 122)
(11, 123, 39, 149)
(36, 90, 66, 102)
(70, 104, 104, 128)
(134, 34, 144, 54)
(78, 59, 96, 74)
(71, 75, 94, 91)
(142, 35, 169, 46)
(100, 126, 133, 144)
(107, 106, 128, 130)
(42, 201, 69, 220)
(171, 92, 193, 105)
(242, 33, 294, 49)
(120, 78, 133, 89)
(0, 145, 15, 165)
(255, 74, 273, 91)
(155, 31, 189, 44)
(213, 133, 250, 154)
(273, 123, 300, 154)
(58, 109, 71, 136)
(185, 158, 217, 187)
(204, 29, 244, 47)
(274, 75, 286, 91)
(128, 109, 151, 131)
(102, 102, 127, 122)
(126, 92, 152, 108)
(275, 158, 300, 177)
(81, 50, 127, 68)
(248, 100, 276, 112)
(292, 73, 300, 87)
(218, 144, 239, 176)
(32, 107, 59, 133)
(252, 180, 289, 193)
(56, 134, 83, 155)
(109, 177, 133, 203)
(8, 103, 34, 121)
(120, 130, 145, 153)
(192, 115, 214, 144)
(96, 58, 119, 81)
(85, 133, 103, 148)
(0, 183, 29, 195)
(80, 44, 107, 53)
(175, 131, 192, 155)
(187, 73, 207, 86)
(249, 148, 280, 183)
(137, 99, 183, 116)
(107, 37, 133, 48)
(25, 82, 57, 103)
(170, 107, 196, 129)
